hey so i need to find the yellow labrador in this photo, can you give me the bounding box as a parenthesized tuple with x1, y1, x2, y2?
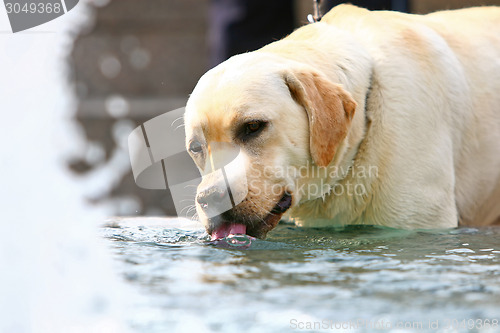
(184, 5, 500, 239)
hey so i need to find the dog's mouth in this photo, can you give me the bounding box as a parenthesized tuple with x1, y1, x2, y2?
(209, 192, 293, 240)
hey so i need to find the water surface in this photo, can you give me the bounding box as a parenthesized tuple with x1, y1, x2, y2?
(101, 218, 500, 332)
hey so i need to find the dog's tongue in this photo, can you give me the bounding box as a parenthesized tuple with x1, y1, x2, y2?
(211, 223, 246, 241)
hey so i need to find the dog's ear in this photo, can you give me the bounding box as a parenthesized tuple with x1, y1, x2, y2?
(283, 70, 356, 167)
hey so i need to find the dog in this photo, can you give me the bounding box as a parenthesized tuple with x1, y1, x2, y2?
(184, 4, 500, 239)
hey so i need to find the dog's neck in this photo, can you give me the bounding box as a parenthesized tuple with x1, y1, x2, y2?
(261, 26, 377, 224)
(288, 60, 376, 226)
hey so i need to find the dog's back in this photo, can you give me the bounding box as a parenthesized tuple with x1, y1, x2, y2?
(426, 7, 500, 226)
(322, 5, 500, 226)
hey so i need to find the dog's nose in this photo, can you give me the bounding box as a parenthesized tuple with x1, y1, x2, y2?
(196, 186, 229, 210)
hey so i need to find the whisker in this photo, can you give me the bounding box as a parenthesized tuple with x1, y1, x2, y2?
(245, 197, 270, 227)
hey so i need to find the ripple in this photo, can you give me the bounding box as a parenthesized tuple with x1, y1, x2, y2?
(101, 219, 500, 333)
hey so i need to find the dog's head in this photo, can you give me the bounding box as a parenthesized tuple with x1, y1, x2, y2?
(185, 53, 357, 239)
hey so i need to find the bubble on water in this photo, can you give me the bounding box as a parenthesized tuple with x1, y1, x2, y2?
(226, 234, 253, 247)
(210, 234, 254, 249)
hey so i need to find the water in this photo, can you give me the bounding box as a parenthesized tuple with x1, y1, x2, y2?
(101, 218, 500, 333)
(0, 5, 132, 332)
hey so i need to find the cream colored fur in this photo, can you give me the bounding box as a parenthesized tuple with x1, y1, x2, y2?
(185, 5, 500, 234)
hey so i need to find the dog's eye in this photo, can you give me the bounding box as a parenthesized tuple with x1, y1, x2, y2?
(189, 140, 203, 154)
(244, 120, 267, 137)
(246, 121, 262, 133)
(236, 120, 268, 142)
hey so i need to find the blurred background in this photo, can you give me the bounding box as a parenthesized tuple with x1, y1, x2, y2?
(68, 0, 500, 217)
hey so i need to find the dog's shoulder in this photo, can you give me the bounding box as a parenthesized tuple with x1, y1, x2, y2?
(321, 4, 371, 23)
